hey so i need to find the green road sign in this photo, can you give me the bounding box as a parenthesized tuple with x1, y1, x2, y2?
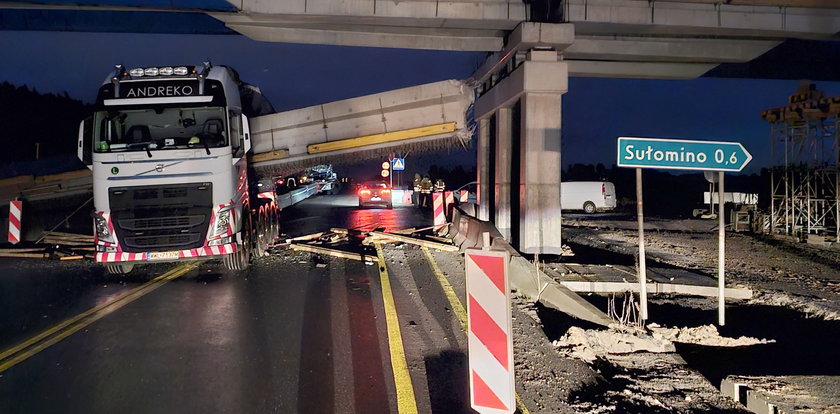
(617, 137, 752, 172)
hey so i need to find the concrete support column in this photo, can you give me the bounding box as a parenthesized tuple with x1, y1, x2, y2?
(495, 108, 513, 239)
(519, 91, 563, 254)
(476, 118, 491, 221)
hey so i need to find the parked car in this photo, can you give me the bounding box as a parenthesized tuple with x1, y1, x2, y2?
(561, 181, 616, 214)
(358, 182, 393, 208)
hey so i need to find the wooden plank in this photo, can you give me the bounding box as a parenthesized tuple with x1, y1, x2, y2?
(0, 248, 49, 253)
(307, 122, 457, 154)
(289, 243, 378, 262)
(0, 252, 49, 258)
(59, 255, 85, 261)
(367, 231, 460, 252)
(250, 149, 290, 163)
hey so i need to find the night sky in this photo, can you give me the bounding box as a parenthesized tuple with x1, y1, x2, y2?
(2, 29, 840, 175)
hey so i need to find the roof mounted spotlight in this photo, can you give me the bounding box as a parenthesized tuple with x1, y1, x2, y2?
(198, 61, 212, 78)
(129, 68, 145, 77)
(113, 64, 126, 81)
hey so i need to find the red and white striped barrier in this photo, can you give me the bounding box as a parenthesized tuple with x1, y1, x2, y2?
(433, 192, 446, 227)
(466, 248, 514, 414)
(8, 201, 22, 244)
(95, 243, 237, 263)
(460, 190, 469, 203)
(444, 191, 455, 218)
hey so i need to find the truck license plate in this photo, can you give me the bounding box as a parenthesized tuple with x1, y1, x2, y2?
(147, 251, 180, 260)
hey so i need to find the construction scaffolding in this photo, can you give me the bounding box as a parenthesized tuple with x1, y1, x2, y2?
(761, 81, 840, 242)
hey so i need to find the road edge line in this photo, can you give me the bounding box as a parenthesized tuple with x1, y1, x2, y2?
(374, 242, 419, 414)
(0, 262, 200, 373)
(420, 246, 532, 414)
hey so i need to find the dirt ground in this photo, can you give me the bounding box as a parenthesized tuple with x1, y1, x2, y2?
(562, 218, 840, 320)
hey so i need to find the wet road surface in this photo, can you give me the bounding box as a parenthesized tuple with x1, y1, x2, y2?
(0, 194, 457, 413)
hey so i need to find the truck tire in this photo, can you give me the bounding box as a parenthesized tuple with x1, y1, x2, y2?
(583, 201, 597, 214)
(106, 263, 134, 275)
(254, 206, 268, 258)
(271, 203, 281, 242)
(224, 219, 252, 271)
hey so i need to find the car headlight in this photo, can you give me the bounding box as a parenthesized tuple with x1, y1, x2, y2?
(94, 215, 114, 243)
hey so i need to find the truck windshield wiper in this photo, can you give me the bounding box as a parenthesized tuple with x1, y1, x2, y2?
(144, 143, 152, 158)
(202, 140, 210, 155)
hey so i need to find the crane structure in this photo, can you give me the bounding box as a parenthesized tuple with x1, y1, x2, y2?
(761, 81, 840, 241)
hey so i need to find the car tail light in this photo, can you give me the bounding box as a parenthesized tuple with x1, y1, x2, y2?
(359, 188, 371, 196)
(382, 188, 391, 194)
(602, 183, 606, 197)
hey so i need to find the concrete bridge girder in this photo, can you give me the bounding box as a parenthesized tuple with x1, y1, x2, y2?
(567, 0, 840, 38)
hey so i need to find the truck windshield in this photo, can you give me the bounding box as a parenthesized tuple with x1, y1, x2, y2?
(93, 107, 228, 153)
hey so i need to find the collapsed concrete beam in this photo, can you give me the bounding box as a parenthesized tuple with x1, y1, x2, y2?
(559, 280, 753, 300)
(450, 206, 613, 327)
(249, 79, 473, 174)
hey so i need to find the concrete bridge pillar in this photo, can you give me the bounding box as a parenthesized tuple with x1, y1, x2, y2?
(473, 23, 572, 254)
(494, 107, 513, 239)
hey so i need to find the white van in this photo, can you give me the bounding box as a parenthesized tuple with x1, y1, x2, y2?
(561, 181, 617, 214)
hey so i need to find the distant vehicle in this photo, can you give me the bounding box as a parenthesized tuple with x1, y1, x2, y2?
(358, 182, 393, 208)
(561, 181, 616, 214)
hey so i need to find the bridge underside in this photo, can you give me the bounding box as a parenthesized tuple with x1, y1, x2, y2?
(2, 0, 840, 80)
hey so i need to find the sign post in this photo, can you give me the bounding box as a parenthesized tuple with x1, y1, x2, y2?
(718, 171, 725, 326)
(635, 168, 648, 320)
(466, 246, 514, 414)
(617, 137, 752, 326)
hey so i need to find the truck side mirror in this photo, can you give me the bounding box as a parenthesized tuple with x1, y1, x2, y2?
(78, 117, 93, 169)
(241, 114, 251, 155)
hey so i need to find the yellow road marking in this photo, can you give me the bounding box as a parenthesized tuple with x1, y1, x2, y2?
(0, 261, 200, 373)
(374, 242, 419, 414)
(420, 246, 467, 329)
(421, 247, 532, 414)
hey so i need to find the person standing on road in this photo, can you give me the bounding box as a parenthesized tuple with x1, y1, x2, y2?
(434, 177, 446, 193)
(420, 175, 433, 208)
(412, 173, 422, 207)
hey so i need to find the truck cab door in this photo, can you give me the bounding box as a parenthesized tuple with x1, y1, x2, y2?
(78, 117, 92, 170)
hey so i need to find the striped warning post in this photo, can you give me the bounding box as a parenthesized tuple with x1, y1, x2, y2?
(433, 192, 446, 227)
(8, 201, 22, 244)
(466, 248, 514, 414)
(460, 190, 469, 203)
(444, 190, 455, 213)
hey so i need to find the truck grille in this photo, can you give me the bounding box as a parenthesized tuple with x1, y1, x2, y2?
(119, 216, 205, 231)
(109, 183, 212, 253)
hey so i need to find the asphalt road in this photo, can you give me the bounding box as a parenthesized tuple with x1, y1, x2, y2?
(0, 194, 456, 413)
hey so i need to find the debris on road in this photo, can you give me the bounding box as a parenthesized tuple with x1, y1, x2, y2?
(554, 325, 676, 363)
(648, 323, 775, 347)
(288, 242, 378, 262)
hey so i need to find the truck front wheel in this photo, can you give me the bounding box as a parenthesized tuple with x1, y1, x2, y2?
(224, 221, 253, 271)
(105, 263, 134, 275)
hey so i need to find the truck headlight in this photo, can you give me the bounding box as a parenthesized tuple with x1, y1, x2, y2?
(94, 215, 114, 243)
(211, 208, 232, 238)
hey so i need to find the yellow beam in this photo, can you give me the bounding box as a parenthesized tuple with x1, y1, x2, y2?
(250, 149, 289, 163)
(307, 122, 457, 155)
